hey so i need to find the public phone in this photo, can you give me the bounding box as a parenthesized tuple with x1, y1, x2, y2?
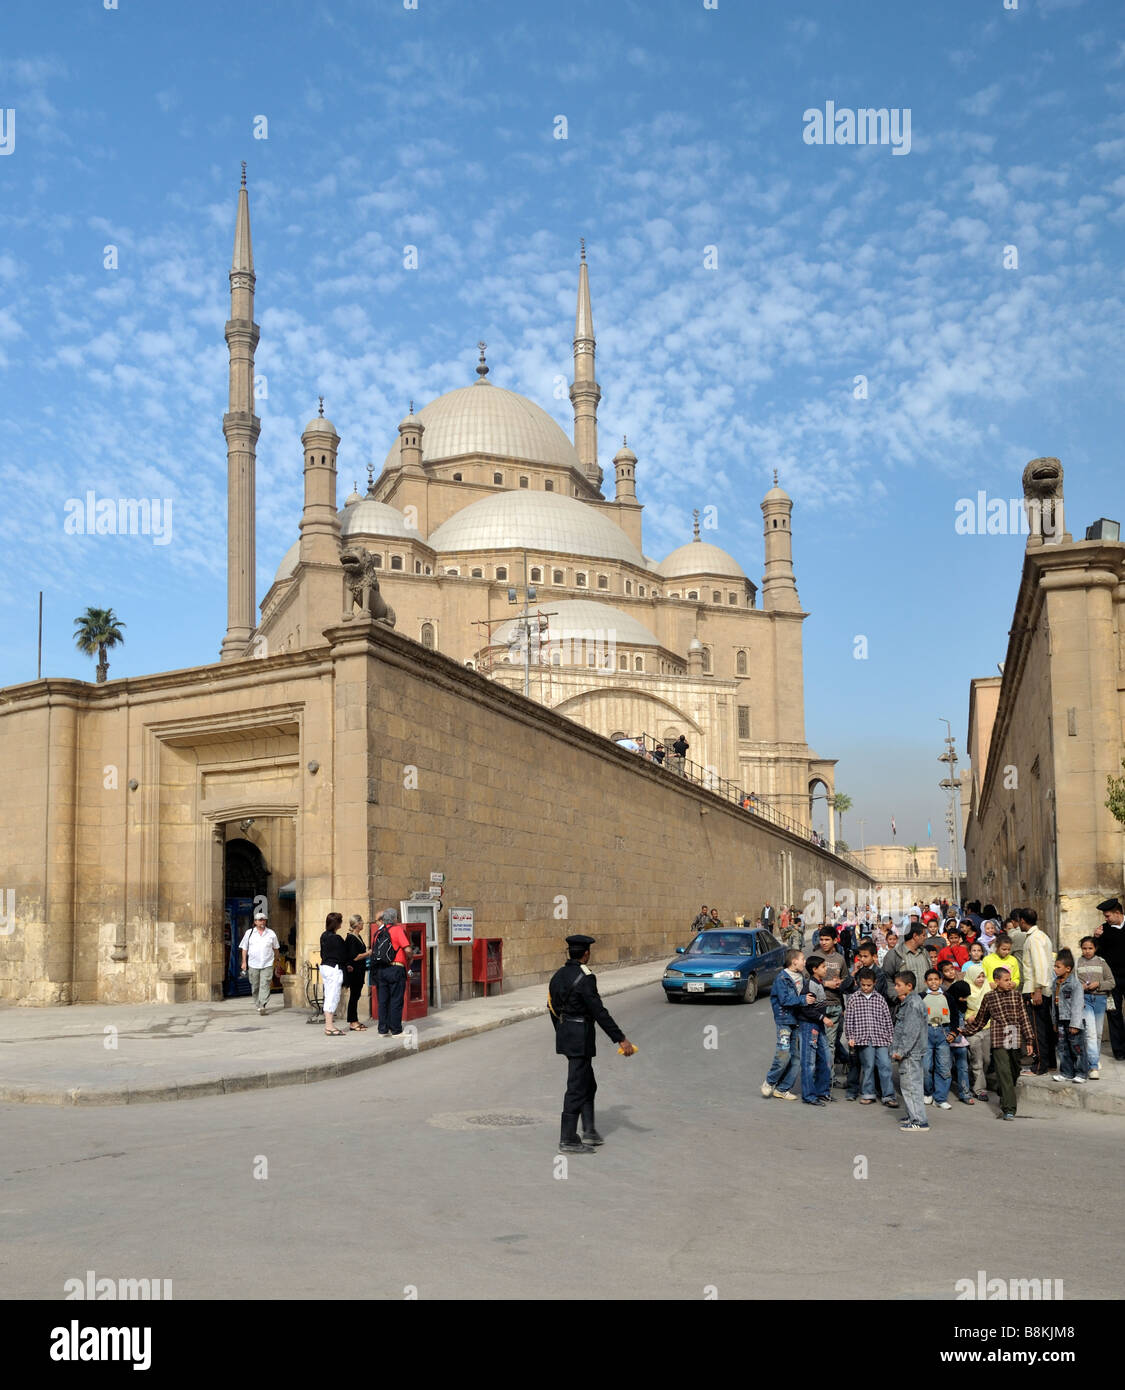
(369, 922, 429, 1023)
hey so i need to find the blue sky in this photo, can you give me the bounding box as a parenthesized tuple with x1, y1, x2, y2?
(2, 0, 1123, 858)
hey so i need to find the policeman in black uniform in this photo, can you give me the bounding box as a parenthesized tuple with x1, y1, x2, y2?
(548, 934, 636, 1154)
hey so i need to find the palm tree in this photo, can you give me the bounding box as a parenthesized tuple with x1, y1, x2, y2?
(833, 791, 853, 843)
(74, 607, 126, 683)
(905, 843, 920, 878)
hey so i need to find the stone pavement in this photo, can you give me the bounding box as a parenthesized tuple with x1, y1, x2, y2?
(0, 959, 668, 1106)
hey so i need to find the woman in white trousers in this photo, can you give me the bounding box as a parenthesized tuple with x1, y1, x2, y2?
(319, 912, 347, 1035)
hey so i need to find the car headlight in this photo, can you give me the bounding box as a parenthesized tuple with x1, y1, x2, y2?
(663, 968, 683, 978)
(713, 970, 739, 979)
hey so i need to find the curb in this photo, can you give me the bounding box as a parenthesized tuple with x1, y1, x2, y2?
(0, 965, 663, 1108)
(1017, 1074, 1125, 1118)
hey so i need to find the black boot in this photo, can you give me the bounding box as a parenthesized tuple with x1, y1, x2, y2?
(558, 1111, 596, 1154)
(580, 1101, 605, 1145)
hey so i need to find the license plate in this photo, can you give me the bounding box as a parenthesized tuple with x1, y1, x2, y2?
(686, 982, 706, 992)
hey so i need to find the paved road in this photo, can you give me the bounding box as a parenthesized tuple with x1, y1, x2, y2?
(2, 984, 1119, 1300)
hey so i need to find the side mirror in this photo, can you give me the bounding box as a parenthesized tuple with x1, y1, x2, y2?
(675, 946, 686, 955)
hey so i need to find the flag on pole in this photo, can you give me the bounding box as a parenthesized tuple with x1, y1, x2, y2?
(927, 820, 932, 839)
(891, 816, 896, 838)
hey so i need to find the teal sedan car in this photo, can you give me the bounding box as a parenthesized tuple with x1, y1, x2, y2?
(662, 928, 786, 1004)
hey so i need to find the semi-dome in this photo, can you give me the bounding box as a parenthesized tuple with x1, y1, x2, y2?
(490, 600, 662, 651)
(272, 539, 300, 585)
(428, 490, 646, 567)
(658, 540, 746, 580)
(382, 382, 581, 472)
(338, 499, 420, 542)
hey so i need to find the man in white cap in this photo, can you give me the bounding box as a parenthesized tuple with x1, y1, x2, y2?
(240, 912, 280, 1015)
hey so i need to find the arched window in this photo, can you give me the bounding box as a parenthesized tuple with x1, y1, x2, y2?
(610, 730, 626, 742)
(619, 653, 628, 670)
(701, 646, 712, 674)
(639, 585, 646, 597)
(496, 566, 508, 581)
(773, 519, 778, 528)
(597, 574, 608, 590)
(544, 479, 554, 491)
(390, 555, 403, 570)
(493, 472, 503, 485)
(530, 567, 542, 583)
(445, 568, 459, 576)
(553, 569, 564, 584)
(728, 592, 737, 605)
(687, 590, 699, 600)
(575, 572, 587, 588)
(519, 476, 529, 488)
(452, 472, 462, 481)
(372, 554, 383, 567)
(625, 580, 633, 595)
(420, 623, 435, 650)
(471, 567, 483, 578)
(712, 590, 721, 603)
(634, 655, 644, 672)
(736, 650, 748, 676)
(415, 560, 422, 573)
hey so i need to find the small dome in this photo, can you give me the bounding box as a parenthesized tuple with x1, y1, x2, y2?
(304, 414, 338, 438)
(614, 441, 637, 463)
(658, 540, 746, 580)
(344, 485, 363, 506)
(688, 636, 704, 652)
(428, 490, 646, 567)
(383, 384, 581, 472)
(763, 484, 790, 504)
(339, 499, 420, 542)
(490, 600, 663, 651)
(399, 411, 424, 432)
(272, 539, 301, 585)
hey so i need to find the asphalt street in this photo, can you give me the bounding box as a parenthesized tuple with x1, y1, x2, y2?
(2, 982, 1119, 1300)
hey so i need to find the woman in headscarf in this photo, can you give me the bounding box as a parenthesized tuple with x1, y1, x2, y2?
(962, 960, 992, 1100)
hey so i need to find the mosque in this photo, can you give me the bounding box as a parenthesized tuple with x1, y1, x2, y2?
(0, 174, 853, 1008)
(232, 178, 837, 825)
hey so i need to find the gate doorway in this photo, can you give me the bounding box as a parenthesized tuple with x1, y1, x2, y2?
(223, 837, 268, 999)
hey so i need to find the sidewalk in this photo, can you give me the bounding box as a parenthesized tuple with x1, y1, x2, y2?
(0, 960, 667, 1106)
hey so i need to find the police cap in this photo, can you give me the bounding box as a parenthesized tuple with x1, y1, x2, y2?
(566, 934, 596, 949)
(1096, 898, 1123, 914)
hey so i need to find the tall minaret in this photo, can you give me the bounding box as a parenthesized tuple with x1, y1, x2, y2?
(299, 397, 341, 567)
(569, 239, 602, 491)
(760, 471, 802, 612)
(220, 164, 261, 661)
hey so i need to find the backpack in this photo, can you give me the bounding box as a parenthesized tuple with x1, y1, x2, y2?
(371, 924, 398, 969)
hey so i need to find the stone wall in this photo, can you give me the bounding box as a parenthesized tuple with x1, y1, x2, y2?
(0, 619, 870, 1006)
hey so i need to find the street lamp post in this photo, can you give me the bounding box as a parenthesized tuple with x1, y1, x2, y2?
(938, 718, 960, 906)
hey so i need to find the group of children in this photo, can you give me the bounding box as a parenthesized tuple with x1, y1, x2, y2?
(761, 918, 1106, 1131)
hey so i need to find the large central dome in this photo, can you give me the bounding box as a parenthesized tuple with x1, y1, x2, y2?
(428, 490, 646, 567)
(382, 381, 581, 471)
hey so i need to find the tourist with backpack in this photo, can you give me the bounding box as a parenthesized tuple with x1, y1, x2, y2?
(370, 908, 414, 1036)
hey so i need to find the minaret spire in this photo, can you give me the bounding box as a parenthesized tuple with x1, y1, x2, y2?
(569, 241, 602, 491)
(220, 165, 261, 661)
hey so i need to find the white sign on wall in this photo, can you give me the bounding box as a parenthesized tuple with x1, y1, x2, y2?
(449, 908, 474, 944)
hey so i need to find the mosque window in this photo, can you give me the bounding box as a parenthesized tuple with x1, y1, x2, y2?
(625, 580, 633, 595)
(391, 555, 403, 570)
(424, 566, 432, 575)
(493, 472, 503, 485)
(372, 554, 383, 567)
(576, 572, 587, 588)
(638, 585, 645, 597)
(552, 569, 564, 584)
(446, 569, 459, 576)
(597, 574, 608, 590)
(773, 519, 778, 528)
(530, 567, 542, 583)
(471, 567, 483, 578)
(701, 647, 712, 674)
(634, 655, 644, 672)
(496, 566, 508, 580)
(421, 623, 435, 650)
(728, 592, 737, 605)
(452, 472, 463, 481)
(713, 591, 721, 603)
(545, 480, 554, 492)
(551, 651, 561, 666)
(610, 730, 626, 742)
(736, 650, 748, 676)
(670, 592, 680, 600)
(415, 560, 422, 574)
(687, 591, 699, 600)
(619, 653, 628, 670)
(738, 706, 751, 739)
(520, 476, 529, 488)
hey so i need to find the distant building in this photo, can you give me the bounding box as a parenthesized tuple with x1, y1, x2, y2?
(855, 844, 963, 911)
(964, 459, 1124, 948)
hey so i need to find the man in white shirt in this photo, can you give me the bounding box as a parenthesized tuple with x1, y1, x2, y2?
(240, 913, 280, 1015)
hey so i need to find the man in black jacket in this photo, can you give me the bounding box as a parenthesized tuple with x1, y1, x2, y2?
(548, 935, 636, 1154)
(1094, 898, 1125, 1061)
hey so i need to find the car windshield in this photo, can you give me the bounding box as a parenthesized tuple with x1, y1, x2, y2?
(686, 933, 754, 956)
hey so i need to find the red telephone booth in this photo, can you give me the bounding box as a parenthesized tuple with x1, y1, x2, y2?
(472, 938, 503, 996)
(369, 923, 429, 1023)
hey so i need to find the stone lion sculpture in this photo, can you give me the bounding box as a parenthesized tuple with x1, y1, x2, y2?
(1021, 456, 1064, 544)
(340, 548, 396, 627)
